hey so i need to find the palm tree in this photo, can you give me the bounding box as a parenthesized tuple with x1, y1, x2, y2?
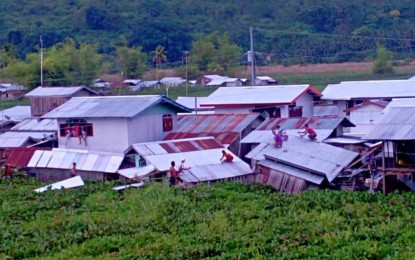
(152, 45, 167, 84)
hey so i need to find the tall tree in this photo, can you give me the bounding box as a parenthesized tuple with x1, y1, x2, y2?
(152, 45, 167, 81)
(116, 46, 147, 78)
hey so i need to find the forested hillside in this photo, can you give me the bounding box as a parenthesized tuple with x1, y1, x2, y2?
(2, 0, 415, 62)
(0, 1, 414, 88)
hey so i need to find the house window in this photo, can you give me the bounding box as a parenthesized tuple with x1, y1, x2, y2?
(289, 105, 303, 118)
(162, 114, 173, 132)
(59, 118, 94, 137)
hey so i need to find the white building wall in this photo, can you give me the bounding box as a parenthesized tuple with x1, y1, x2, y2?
(215, 107, 251, 114)
(58, 118, 129, 153)
(337, 101, 347, 116)
(280, 105, 289, 118)
(295, 93, 314, 118)
(128, 104, 178, 144)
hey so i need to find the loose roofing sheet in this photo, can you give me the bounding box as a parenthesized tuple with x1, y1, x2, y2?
(322, 80, 415, 100)
(246, 135, 358, 182)
(202, 85, 320, 106)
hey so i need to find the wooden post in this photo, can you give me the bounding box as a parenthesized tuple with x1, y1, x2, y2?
(382, 140, 386, 195)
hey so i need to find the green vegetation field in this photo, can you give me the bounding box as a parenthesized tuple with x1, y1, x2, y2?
(1, 176, 414, 259)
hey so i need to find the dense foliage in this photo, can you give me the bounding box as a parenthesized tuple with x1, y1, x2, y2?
(1, 176, 414, 259)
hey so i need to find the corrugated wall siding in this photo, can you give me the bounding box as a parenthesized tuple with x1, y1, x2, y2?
(31, 97, 69, 116)
(257, 166, 310, 194)
(36, 168, 106, 182)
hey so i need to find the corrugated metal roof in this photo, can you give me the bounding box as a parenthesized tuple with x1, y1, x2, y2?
(257, 116, 354, 131)
(364, 106, 415, 140)
(164, 114, 260, 145)
(256, 76, 276, 82)
(258, 159, 324, 185)
(175, 97, 214, 110)
(132, 137, 224, 155)
(25, 86, 97, 97)
(0, 131, 55, 148)
(28, 148, 124, 173)
(0, 106, 31, 122)
(246, 135, 358, 182)
(207, 78, 240, 86)
(11, 118, 57, 131)
(241, 130, 333, 144)
(322, 80, 415, 100)
(131, 137, 252, 182)
(5, 147, 51, 167)
(314, 105, 339, 117)
(202, 85, 321, 106)
(42, 95, 191, 119)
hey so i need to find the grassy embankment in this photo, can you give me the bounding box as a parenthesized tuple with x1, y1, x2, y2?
(0, 176, 414, 259)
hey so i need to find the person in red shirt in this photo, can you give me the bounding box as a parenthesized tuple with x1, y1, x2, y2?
(299, 124, 317, 141)
(220, 150, 234, 163)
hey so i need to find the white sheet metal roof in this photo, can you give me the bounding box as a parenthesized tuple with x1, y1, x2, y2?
(0, 106, 31, 122)
(28, 148, 124, 173)
(42, 95, 191, 118)
(35, 176, 85, 193)
(175, 96, 213, 110)
(322, 80, 415, 100)
(118, 165, 156, 179)
(0, 131, 54, 148)
(0, 83, 25, 90)
(207, 78, 240, 86)
(203, 85, 319, 106)
(256, 76, 277, 82)
(246, 135, 358, 182)
(25, 86, 96, 97)
(131, 137, 252, 182)
(11, 118, 57, 131)
(258, 159, 324, 185)
(143, 149, 252, 182)
(240, 130, 333, 144)
(323, 137, 366, 145)
(364, 106, 415, 140)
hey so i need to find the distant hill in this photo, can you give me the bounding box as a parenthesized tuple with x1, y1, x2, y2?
(1, 0, 415, 64)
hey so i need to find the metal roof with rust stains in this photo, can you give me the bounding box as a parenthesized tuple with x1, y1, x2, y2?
(164, 114, 262, 145)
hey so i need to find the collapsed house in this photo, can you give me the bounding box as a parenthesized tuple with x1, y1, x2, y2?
(245, 135, 358, 194)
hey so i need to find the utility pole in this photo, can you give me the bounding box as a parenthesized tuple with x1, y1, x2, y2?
(250, 27, 256, 86)
(184, 51, 189, 96)
(40, 36, 43, 86)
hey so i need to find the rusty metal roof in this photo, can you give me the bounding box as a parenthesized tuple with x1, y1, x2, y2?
(246, 135, 358, 182)
(164, 114, 261, 145)
(131, 137, 252, 182)
(5, 147, 51, 168)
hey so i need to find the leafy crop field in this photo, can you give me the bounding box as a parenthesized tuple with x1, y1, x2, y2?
(1, 176, 414, 259)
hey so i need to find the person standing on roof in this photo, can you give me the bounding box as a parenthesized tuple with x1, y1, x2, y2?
(299, 123, 317, 141)
(70, 162, 78, 177)
(220, 150, 234, 163)
(169, 161, 180, 186)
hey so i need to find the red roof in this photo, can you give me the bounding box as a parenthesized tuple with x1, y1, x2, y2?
(4, 147, 51, 168)
(257, 116, 355, 130)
